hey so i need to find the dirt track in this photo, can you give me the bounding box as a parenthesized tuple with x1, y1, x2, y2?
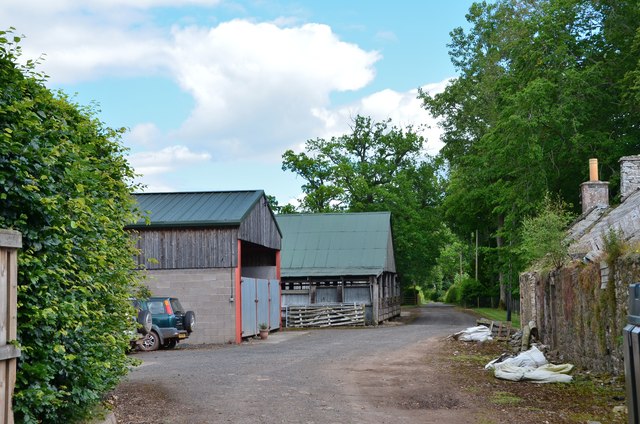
(111, 304, 627, 423)
(113, 304, 482, 423)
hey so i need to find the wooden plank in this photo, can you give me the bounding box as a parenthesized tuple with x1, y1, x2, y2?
(0, 238, 20, 424)
(7, 358, 16, 424)
(0, 248, 8, 424)
(0, 231, 21, 249)
(0, 346, 20, 362)
(7, 250, 17, 343)
(0, 250, 7, 348)
(283, 304, 365, 328)
(1, 360, 6, 424)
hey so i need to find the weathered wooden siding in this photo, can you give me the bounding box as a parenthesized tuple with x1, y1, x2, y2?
(239, 198, 281, 250)
(377, 272, 400, 322)
(385, 226, 396, 273)
(280, 272, 400, 325)
(134, 227, 238, 269)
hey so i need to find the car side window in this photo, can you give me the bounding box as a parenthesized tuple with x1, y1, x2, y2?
(148, 301, 165, 314)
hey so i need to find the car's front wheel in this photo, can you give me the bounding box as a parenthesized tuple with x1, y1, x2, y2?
(140, 330, 160, 352)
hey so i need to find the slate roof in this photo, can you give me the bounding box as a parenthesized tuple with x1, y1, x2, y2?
(276, 212, 395, 278)
(129, 190, 267, 228)
(569, 188, 640, 261)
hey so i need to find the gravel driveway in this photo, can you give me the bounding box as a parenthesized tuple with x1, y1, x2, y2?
(113, 304, 477, 424)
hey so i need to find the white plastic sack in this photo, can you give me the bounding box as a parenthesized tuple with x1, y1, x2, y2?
(493, 363, 573, 383)
(452, 325, 493, 342)
(485, 345, 547, 370)
(486, 346, 574, 383)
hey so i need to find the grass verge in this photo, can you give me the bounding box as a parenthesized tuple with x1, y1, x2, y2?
(467, 307, 521, 328)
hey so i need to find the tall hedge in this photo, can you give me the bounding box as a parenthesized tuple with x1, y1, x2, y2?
(0, 31, 142, 423)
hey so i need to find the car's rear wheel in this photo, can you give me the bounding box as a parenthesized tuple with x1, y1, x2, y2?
(162, 339, 177, 349)
(137, 310, 152, 335)
(140, 330, 159, 352)
(184, 311, 196, 333)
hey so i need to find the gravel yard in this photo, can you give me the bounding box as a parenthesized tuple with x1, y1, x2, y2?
(111, 304, 626, 424)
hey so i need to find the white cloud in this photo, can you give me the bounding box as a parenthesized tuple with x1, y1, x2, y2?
(2, 1, 452, 197)
(310, 78, 451, 155)
(128, 145, 211, 176)
(125, 123, 163, 147)
(167, 20, 380, 159)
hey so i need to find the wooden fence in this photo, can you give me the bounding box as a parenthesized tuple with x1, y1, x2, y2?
(282, 303, 365, 328)
(0, 230, 21, 424)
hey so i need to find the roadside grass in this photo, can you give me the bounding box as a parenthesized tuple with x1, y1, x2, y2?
(468, 307, 521, 328)
(444, 338, 627, 423)
(490, 391, 522, 405)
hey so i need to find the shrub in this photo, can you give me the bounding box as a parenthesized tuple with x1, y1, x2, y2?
(444, 274, 489, 307)
(1, 31, 142, 422)
(520, 194, 575, 270)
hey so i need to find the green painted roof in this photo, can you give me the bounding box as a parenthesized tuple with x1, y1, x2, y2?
(276, 212, 394, 278)
(129, 190, 265, 228)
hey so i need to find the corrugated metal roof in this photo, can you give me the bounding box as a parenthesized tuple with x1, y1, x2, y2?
(129, 190, 265, 227)
(277, 212, 393, 278)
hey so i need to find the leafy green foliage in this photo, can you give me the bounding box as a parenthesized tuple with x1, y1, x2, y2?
(421, 0, 640, 300)
(282, 115, 447, 287)
(520, 195, 576, 270)
(265, 194, 298, 215)
(426, 227, 468, 298)
(0, 31, 142, 423)
(443, 274, 487, 307)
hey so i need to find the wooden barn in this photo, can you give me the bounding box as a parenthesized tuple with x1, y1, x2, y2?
(128, 190, 282, 344)
(276, 212, 400, 326)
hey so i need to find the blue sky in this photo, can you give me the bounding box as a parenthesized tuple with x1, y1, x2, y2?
(2, 1, 476, 205)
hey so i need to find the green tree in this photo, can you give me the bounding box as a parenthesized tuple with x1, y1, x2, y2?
(520, 195, 576, 269)
(1, 31, 142, 422)
(265, 194, 298, 215)
(421, 0, 640, 306)
(282, 115, 446, 288)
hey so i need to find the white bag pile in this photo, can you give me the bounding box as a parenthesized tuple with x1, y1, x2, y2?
(451, 325, 493, 342)
(485, 346, 573, 383)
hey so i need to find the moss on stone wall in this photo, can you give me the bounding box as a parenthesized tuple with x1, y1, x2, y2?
(522, 254, 634, 375)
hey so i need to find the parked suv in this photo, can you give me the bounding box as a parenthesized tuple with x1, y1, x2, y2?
(133, 297, 195, 351)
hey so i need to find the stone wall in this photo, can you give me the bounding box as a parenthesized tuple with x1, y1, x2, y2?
(620, 155, 640, 200)
(520, 255, 640, 375)
(580, 181, 609, 214)
(144, 268, 237, 345)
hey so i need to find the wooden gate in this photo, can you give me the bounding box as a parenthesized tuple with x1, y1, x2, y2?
(0, 230, 21, 424)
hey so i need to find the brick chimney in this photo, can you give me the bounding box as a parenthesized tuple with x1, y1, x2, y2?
(620, 155, 640, 201)
(580, 158, 609, 214)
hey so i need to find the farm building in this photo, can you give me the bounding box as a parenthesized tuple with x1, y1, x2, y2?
(128, 190, 282, 344)
(276, 212, 400, 327)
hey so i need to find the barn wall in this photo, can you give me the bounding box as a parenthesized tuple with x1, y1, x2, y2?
(143, 268, 237, 344)
(385, 227, 396, 273)
(239, 197, 281, 250)
(134, 228, 238, 269)
(377, 272, 401, 322)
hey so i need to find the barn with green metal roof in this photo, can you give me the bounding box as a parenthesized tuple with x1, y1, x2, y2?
(276, 212, 400, 325)
(128, 190, 282, 345)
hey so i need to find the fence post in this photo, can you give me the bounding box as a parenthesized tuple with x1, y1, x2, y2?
(0, 229, 22, 424)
